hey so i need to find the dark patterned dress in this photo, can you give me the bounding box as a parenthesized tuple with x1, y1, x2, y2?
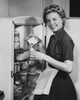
(33, 27, 77, 100)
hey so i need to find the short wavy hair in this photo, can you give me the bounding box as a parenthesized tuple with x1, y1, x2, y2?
(43, 4, 66, 26)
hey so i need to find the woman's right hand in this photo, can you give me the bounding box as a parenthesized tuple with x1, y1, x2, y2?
(30, 49, 46, 61)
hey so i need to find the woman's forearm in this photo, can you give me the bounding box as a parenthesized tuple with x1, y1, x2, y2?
(44, 54, 73, 73)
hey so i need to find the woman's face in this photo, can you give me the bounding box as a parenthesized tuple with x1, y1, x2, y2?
(46, 12, 63, 32)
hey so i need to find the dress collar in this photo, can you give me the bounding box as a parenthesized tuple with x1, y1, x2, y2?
(53, 27, 64, 38)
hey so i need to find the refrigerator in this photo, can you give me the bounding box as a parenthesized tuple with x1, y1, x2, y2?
(0, 18, 14, 100)
(0, 16, 45, 100)
(0, 17, 80, 100)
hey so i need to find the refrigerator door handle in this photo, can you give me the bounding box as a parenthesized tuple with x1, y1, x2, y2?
(11, 71, 14, 78)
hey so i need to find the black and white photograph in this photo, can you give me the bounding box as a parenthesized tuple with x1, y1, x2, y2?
(0, 0, 80, 100)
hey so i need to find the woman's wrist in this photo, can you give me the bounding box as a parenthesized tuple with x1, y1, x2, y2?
(43, 54, 49, 62)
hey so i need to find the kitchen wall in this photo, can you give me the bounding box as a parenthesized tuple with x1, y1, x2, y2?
(0, 0, 9, 17)
(9, 0, 43, 17)
(53, 0, 69, 17)
(0, 0, 69, 18)
(0, 0, 43, 17)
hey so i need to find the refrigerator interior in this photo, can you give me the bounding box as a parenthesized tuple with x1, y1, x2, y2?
(13, 16, 45, 100)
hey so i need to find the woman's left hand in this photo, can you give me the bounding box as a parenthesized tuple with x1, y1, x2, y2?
(30, 49, 45, 61)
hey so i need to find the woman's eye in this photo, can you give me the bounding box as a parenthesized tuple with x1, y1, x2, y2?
(52, 18, 57, 21)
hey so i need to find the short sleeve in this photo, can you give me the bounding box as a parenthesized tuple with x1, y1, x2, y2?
(61, 37, 74, 61)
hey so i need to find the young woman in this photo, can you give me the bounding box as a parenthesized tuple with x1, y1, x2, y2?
(30, 4, 77, 100)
